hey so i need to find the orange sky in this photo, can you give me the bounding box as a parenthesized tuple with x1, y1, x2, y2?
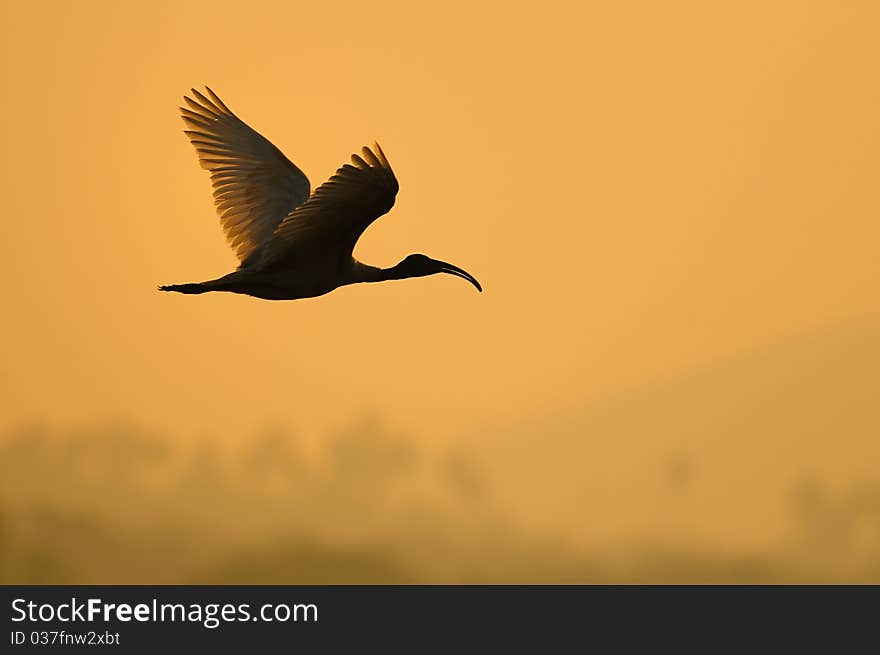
(1, 0, 878, 448)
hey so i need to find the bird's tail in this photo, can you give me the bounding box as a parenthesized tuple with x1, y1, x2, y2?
(158, 282, 211, 294)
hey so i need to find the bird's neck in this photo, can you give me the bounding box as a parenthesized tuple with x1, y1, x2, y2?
(346, 260, 397, 284)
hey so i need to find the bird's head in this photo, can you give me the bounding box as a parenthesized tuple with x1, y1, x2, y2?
(394, 254, 482, 292)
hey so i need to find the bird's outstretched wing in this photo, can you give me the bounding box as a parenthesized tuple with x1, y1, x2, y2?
(180, 87, 311, 265)
(257, 143, 399, 268)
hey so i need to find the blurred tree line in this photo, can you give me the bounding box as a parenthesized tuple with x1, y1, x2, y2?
(1, 419, 879, 583)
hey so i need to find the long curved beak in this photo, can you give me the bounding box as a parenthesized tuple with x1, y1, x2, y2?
(438, 261, 482, 292)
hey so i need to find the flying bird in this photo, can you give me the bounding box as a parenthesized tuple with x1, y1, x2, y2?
(160, 87, 482, 300)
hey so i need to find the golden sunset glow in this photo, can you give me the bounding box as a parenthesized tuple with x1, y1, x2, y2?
(1, 1, 879, 582)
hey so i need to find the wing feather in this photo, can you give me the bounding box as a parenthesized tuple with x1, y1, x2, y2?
(257, 143, 398, 268)
(180, 87, 310, 265)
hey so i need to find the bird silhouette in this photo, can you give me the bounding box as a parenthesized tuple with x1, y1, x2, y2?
(159, 87, 482, 300)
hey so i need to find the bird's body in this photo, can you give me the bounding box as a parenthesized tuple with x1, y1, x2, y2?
(160, 87, 481, 300)
(164, 259, 374, 300)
